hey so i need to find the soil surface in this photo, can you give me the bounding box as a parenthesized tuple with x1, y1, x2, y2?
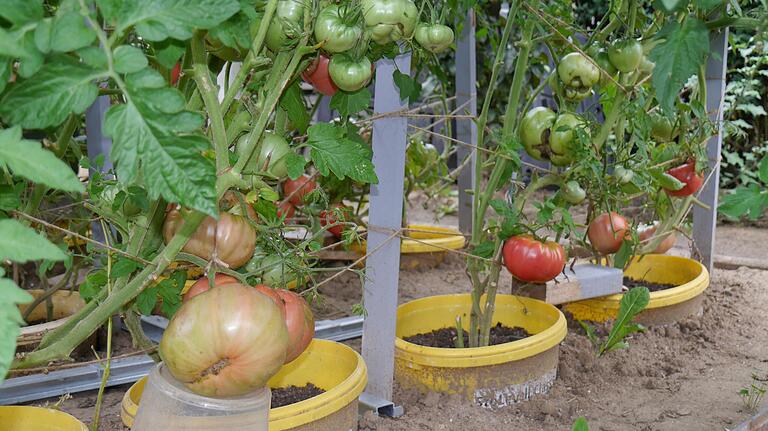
(403, 323, 530, 348)
(623, 276, 678, 292)
(271, 384, 325, 409)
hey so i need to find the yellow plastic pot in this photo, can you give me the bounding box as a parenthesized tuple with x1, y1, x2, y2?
(122, 339, 367, 431)
(0, 406, 88, 431)
(395, 294, 567, 408)
(351, 224, 466, 269)
(564, 254, 710, 325)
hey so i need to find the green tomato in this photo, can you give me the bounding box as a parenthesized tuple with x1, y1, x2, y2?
(638, 56, 655, 76)
(237, 133, 292, 178)
(328, 54, 373, 92)
(549, 113, 583, 166)
(520, 107, 557, 161)
(608, 39, 643, 73)
(265, 0, 305, 52)
(414, 23, 455, 53)
(589, 47, 617, 85)
(563, 181, 586, 204)
(361, 0, 419, 45)
(650, 112, 678, 142)
(558, 52, 600, 89)
(260, 255, 294, 286)
(206, 36, 245, 62)
(314, 5, 363, 53)
(614, 166, 635, 184)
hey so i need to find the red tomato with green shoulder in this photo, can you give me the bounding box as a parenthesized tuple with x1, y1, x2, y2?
(182, 274, 239, 302)
(502, 235, 566, 283)
(664, 161, 704, 197)
(320, 204, 349, 238)
(283, 174, 317, 206)
(302, 55, 338, 96)
(588, 212, 630, 255)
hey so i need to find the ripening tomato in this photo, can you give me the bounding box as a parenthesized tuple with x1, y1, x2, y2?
(588, 212, 631, 255)
(160, 283, 289, 397)
(320, 204, 349, 238)
(275, 289, 314, 363)
(502, 235, 566, 283)
(638, 223, 677, 254)
(182, 274, 239, 302)
(664, 161, 704, 197)
(253, 284, 286, 315)
(277, 200, 296, 220)
(170, 62, 181, 86)
(302, 55, 338, 96)
(283, 175, 317, 206)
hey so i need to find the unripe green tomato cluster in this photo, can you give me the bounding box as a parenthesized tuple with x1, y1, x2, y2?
(520, 107, 586, 167)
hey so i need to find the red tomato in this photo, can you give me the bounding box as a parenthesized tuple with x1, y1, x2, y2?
(275, 289, 314, 363)
(277, 200, 296, 220)
(320, 204, 349, 238)
(160, 283, 289, 397)
(587, 212, 631, 255)
(170, 62, 181, 86)
(664, 161, 704, 197)
(282, 175, 317, 206)
(302, 55, 338, 96)
(502, 235, 566, 283)
(253, 284, 286, 316)
(183, 274, 239, 302)
(638, 223, 677, 254)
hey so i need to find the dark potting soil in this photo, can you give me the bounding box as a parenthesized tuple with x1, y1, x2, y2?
(403, 322, 531, 348)
(271, 384, 325, 408)
(623, 276, 678, 292)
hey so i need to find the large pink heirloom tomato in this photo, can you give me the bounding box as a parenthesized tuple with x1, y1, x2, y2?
(160, 283, 289, 397)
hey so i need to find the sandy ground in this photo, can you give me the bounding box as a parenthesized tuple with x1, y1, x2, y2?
(27, 193, 768, 430)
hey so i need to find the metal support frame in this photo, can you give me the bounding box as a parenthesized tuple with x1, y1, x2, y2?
(360, 53, 411, 405)
(85, 96, 112, 245)
(693, 26, 729, 272)
(455, 9, 478, 234)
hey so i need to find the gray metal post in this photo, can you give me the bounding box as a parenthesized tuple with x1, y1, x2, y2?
(361, 52, 411, 404)
(85, 96, 112, 245)
(455, 9, 477, 234)
(693, 27, 729, 272)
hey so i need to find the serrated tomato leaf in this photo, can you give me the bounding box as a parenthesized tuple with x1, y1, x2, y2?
(0, 277, 33, 384)
(0, 55, 102, 129)
(719, 185, 768, 220)
(392, 70, 421, 103)
(305, 123, 378, 184)
(279, 82, 309, 134)
(330, 88, 372, 117)
(0, 219, 67, 262)
(649, 19, 709, 112)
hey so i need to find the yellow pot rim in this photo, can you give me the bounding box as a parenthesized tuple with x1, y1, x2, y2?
(395, 294, 567, 368)
(121, 340, 366, 430)
(352, 224, 466, 254)
(590, 255, 709, 310)
(269, 340, 367, 429)
(0, 406, 88, 431)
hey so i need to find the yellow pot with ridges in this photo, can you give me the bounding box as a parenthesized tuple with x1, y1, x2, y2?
(121, 339, 367, 431)
(564, 254, 710, 325)
(0, 406, 88, 430)
(395, 294, 567, 408)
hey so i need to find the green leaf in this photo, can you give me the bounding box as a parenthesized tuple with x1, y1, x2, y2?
(0, 55, 102, 129)
(284, 152, 308, 180)
(110, 258, 141, 279)
(0, 185, 21, 211)
(759, 155, 768, 184)
(136, 285, 159, 315)
(113, 45, 149, 74)
(599, 287, 650, 355)
(112, 0, 241, 42)
(158, 271, 186, 318)
(649, 19, 710, 112)
(208, 10, 252, 50)
(152, 39, 186, 69)
(330, 88, 372, 117)
(0, 58, 10, 94)
(0, 219, 67, 262)
(305, 123, 378, 184)
(50, 11, 97, 52)
(0, 277, 33, 384)
(79, 270, 108, 302)
(392, 70, 421, 103)
(613, 239, 634, 269)
(471, 241, 496, 259)
(0, 127, 84, 193)
(0, 0, 44, 26)
(77, 46, 108, 69)
(571, 416, 590, 431)
(719, 185, 768, 220)
(652, 0, 690, 12)
(104, 69, 217, 216)
(578, 321, 599, 347)
(650, 168, 684, 191)
(279, 82, 309, 134)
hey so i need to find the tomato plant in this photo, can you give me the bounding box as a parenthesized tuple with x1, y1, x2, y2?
(502, 236, 566, 283)
(160, 283, 289, 397)
(588, 213, 631, 255)
(283, 174, 317, 206)
(320, 204, 350, 238)
(665, 161, 704, 197)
